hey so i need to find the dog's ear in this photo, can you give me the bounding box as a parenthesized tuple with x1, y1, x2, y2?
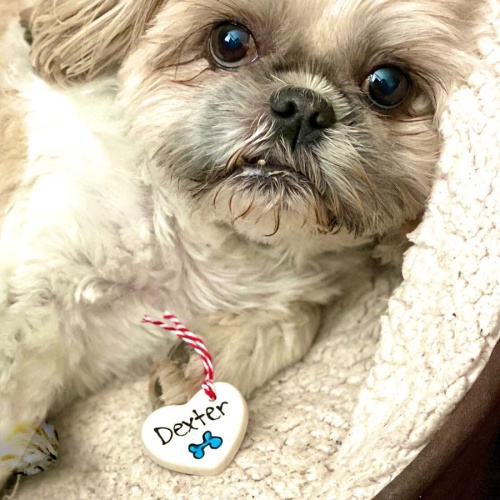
(30, 0, 165, 85)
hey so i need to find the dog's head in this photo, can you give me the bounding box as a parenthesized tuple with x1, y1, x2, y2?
(31, 0, 479, 243)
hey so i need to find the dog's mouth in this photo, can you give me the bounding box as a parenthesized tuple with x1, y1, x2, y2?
(228, 156, 311, 185)
(237, 163, 302, 179)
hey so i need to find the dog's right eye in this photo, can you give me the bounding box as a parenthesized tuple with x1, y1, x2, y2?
(209, 22, 258, 70)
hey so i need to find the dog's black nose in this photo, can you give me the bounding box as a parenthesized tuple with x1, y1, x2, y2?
(270, 88, 336, 148)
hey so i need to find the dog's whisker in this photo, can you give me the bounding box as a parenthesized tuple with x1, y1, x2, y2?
(265, 208, 282, 238)
(232, 198, 256, 223)
(212, 184, 225, 209)
(228, 193, 235, 213)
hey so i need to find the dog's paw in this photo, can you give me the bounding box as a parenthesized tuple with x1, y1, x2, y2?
(149, 341, 205, 409)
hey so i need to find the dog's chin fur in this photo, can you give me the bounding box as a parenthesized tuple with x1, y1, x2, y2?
(0, 0, 484, 473)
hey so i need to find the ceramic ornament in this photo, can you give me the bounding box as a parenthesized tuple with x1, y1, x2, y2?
(142, 382, 248, 476)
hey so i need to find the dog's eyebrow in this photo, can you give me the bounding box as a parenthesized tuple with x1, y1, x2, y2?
(191, 0, 263, 23)
(187, 0, 284, 37)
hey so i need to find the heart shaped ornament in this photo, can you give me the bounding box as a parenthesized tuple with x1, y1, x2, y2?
(142, 382, 248, 476)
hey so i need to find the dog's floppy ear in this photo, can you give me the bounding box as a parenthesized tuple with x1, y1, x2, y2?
(30, 0, 165, 85)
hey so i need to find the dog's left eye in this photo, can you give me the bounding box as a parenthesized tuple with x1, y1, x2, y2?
(209, 22, 258, 70)
(363, 66, 411, 110)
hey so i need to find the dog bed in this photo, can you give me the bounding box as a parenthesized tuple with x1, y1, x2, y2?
(2, 0, 499, 498)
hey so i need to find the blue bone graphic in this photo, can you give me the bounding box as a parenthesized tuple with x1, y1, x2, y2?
(188, 431, 223, 460)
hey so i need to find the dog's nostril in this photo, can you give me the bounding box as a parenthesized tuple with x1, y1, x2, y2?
(270, 95, 297, 119)
(310, 108, 336, 130)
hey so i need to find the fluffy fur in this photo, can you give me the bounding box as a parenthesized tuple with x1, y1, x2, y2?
(0, 0, 481, 483)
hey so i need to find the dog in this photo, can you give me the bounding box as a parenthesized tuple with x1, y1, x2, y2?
(0, 0, 481, 483)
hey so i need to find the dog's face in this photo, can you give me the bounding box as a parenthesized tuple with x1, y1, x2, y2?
(32, 0, 477, 243)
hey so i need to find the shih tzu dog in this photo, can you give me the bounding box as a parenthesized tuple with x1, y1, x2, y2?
(0, 0, 481, 482)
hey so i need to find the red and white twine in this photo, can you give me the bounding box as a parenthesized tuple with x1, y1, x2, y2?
(142, 312, 217, 401)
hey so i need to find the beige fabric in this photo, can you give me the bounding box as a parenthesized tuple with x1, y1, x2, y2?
(5, 0, 500, 498)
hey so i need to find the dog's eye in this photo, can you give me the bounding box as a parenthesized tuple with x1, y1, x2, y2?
(363, 66, 410, 109)
(209, 23, 257, 70)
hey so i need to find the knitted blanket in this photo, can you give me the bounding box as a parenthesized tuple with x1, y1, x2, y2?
(3, 0, 500, 498)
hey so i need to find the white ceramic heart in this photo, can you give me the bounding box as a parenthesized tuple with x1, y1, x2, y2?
(142, 382, 248, 476)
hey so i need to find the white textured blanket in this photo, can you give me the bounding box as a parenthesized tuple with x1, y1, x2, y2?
(11, 0, 500, 498)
